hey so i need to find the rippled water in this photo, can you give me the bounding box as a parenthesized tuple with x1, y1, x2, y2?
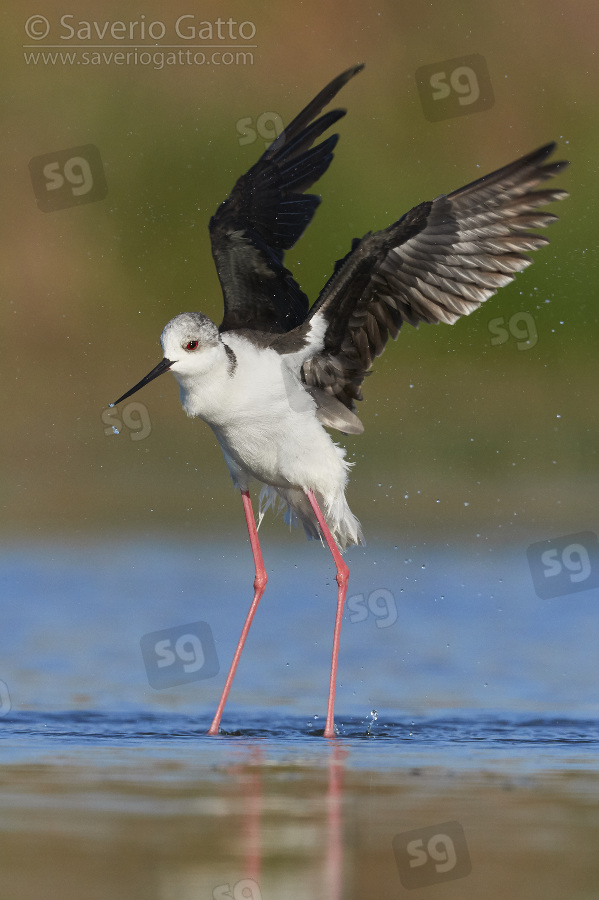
(3, 709, 599, 766)
(5, 710, 599, 746)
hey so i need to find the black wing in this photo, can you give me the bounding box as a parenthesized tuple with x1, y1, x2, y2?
(301, 142, 569, 429)
(210, 64, 364, 335)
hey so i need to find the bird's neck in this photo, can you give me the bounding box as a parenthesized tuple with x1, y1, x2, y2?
(174, 341, 233, 423)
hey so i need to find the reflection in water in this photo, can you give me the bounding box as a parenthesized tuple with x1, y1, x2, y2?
(2, 712, 599, 900)
(217, 741, 348, 900)
(234, 746, 263, 891)
(324, 743, 346, 900)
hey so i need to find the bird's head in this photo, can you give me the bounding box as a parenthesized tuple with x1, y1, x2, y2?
(110, 312, 221, 406)
(160, 312, 222, 378)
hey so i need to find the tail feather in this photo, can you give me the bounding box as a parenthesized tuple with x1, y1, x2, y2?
(258, 484, 364, 551)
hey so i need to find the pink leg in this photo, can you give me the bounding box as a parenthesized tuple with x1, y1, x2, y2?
(207, 490, 267, 735)
(306, 489, 349, 739)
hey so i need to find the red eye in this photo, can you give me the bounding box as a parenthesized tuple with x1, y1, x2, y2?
(186, 340, 199, 351)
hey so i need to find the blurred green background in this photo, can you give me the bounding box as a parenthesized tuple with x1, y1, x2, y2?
(1, 0, 596, 547)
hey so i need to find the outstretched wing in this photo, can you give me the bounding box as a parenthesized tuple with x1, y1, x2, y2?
(210, 64, 364, 335)
(299, 142, 569, 433)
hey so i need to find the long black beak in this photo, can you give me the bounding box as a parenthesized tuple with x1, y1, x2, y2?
(110, 357, 173, 406)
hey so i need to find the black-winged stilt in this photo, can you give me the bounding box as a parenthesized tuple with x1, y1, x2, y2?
(111, 64, 568, 737)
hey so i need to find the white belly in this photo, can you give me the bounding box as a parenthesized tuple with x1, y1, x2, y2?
(213, 407, 348, 492)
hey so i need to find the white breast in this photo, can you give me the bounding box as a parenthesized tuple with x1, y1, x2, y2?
(175, 333, 349, 495)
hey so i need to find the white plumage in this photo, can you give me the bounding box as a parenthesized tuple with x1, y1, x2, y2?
(160, 313, 364, 550)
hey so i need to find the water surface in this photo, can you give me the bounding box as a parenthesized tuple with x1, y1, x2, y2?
(2, 540, 598, 900)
